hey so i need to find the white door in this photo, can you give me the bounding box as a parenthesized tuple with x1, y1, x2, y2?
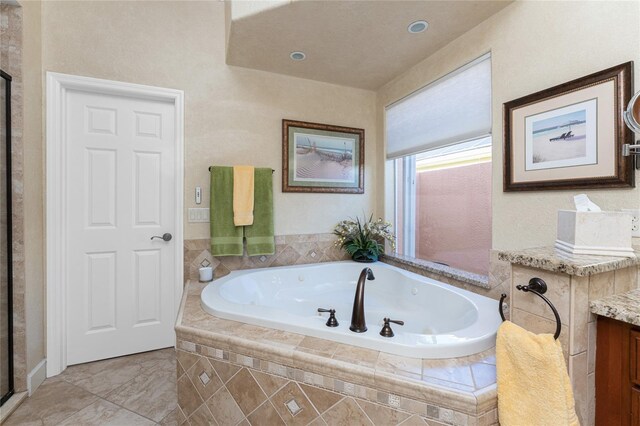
(65, 89, 177, 365)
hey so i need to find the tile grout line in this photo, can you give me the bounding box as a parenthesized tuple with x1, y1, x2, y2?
(99, 354, 177, 423)
(61, 354, 175, 425)
(297, 380, 343, 417)
(354, 397, 378, 425)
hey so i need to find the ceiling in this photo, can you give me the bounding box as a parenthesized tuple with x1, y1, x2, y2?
(225, 1, 512, 90)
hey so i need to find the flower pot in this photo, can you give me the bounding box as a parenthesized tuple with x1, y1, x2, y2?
(351, 250, 378, 263)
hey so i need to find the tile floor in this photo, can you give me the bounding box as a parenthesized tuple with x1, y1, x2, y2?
(3, 348, 180, 426)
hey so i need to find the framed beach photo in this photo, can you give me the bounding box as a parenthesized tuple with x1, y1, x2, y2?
(282, 119, 364, 193)
(504, 62, 634, 191)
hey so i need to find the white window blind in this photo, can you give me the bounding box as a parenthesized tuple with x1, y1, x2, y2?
(385, 53, 491, 159)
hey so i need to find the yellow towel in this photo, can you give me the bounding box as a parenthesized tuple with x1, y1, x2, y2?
(233, 165, 254, 226)
(497, 321, 579, 426)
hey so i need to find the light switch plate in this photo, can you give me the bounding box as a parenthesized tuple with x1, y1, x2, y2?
(188, 208, 210, 223)
(195, 187, 202, 204)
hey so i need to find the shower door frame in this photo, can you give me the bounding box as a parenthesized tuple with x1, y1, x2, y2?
(0, 69, 14, 406)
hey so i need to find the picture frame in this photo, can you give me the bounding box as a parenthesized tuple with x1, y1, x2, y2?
(282, 119, 365, 193)
(503, 62, 634, 191)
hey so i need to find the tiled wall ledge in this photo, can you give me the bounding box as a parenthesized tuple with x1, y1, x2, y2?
(381, 252, 512, 306)
(498, 246, 640, 276)
(500, 247, 640, 426)
(381, 253, 489, 289)
(175, 282, 499, 425)
(183, 234, 349, 283)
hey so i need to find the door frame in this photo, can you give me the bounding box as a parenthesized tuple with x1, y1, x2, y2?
(45, 72, 184, 376)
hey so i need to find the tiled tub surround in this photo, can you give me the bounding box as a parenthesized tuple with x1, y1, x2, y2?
(185, 235, 511, 307)
(499, 247, 640, 426)
(184, 234, 350, 283)
(176, 282, 499, 425)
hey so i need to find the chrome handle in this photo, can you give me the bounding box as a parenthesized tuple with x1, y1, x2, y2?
(151, 233, 172, 242)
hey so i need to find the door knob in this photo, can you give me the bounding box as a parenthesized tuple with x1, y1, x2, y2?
(151, 233, 172, 242)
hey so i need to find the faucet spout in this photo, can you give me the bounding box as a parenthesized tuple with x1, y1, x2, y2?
(350, 267, 375, 333)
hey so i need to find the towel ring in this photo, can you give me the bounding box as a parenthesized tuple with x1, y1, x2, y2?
(498, 277, 561, 340)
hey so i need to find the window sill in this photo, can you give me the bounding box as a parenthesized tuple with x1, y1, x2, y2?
(380, 253, 490, 289)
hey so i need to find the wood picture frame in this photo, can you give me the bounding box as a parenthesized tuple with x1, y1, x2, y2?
(503, 62, 634, 191)
(282, 119, 365, 193)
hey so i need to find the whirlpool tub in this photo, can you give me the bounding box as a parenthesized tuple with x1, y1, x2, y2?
(200, 261, 502, 359)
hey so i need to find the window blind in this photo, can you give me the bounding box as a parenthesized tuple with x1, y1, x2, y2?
(385, 53, 491, 159)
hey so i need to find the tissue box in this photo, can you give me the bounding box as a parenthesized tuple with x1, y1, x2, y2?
(555, 210, 635, 257)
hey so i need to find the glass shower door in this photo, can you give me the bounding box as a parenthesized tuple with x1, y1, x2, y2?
(0, 69, 13, 406)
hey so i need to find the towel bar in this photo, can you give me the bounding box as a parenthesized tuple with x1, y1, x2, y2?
(208, 166, 275, 173)
(498, 277, 561, 340)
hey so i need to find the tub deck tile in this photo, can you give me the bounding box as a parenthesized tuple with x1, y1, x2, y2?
(332, 344, 380, 369)
(177, 281, 498, 421)
(297, 336, 339, 358)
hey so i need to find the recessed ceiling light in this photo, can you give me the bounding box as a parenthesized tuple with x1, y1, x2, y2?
(290, 51, 306, 61)
(407, 20, 429, 34)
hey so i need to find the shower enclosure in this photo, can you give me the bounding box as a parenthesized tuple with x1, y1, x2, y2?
(0, 69, 13, 406)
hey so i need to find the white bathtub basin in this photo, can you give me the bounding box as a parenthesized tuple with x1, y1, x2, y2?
(200, 261, 501, 359)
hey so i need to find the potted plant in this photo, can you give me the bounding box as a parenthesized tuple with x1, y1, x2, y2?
(333, 214, 396, 263)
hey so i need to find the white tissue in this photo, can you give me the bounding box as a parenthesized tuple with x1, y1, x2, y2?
(573, 194, 601, 212)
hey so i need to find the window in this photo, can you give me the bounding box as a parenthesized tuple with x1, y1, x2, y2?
(386, 54, 492, 276)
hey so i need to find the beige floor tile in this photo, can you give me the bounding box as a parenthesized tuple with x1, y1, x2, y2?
(3, 380, 98, 426)
(104, 357, 177, 422)
(57, 400, 155, 426)
(59, 348, 173, 397)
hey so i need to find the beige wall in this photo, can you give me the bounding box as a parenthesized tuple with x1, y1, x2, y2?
(377, 1, 640, 251)
(41, 1, 377, 240)
(22, 0, 44, 376)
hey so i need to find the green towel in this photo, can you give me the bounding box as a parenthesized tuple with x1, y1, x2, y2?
(210, 166, 243, 256)
(244, 168, 275, 256)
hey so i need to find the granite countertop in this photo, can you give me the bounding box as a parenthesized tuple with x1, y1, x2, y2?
(498, 246, 640, 276)
(590, 289, 640, 327)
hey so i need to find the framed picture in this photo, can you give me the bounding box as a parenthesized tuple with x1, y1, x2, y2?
(504, 62, 634, 191)
(282, 119, 364, 193)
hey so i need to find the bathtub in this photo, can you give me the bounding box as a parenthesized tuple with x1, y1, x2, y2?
(200, 261, 502, 359)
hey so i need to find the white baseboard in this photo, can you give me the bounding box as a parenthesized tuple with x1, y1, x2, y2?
(27, 359, 47, 396)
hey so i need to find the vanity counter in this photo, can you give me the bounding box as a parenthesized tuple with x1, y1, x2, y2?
(498, 246, 640, 276)
(590, 289, 640, 327)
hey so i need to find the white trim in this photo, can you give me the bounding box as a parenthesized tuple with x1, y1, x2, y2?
(46, 72, 184, 377)
(27, 359, 47, 396)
